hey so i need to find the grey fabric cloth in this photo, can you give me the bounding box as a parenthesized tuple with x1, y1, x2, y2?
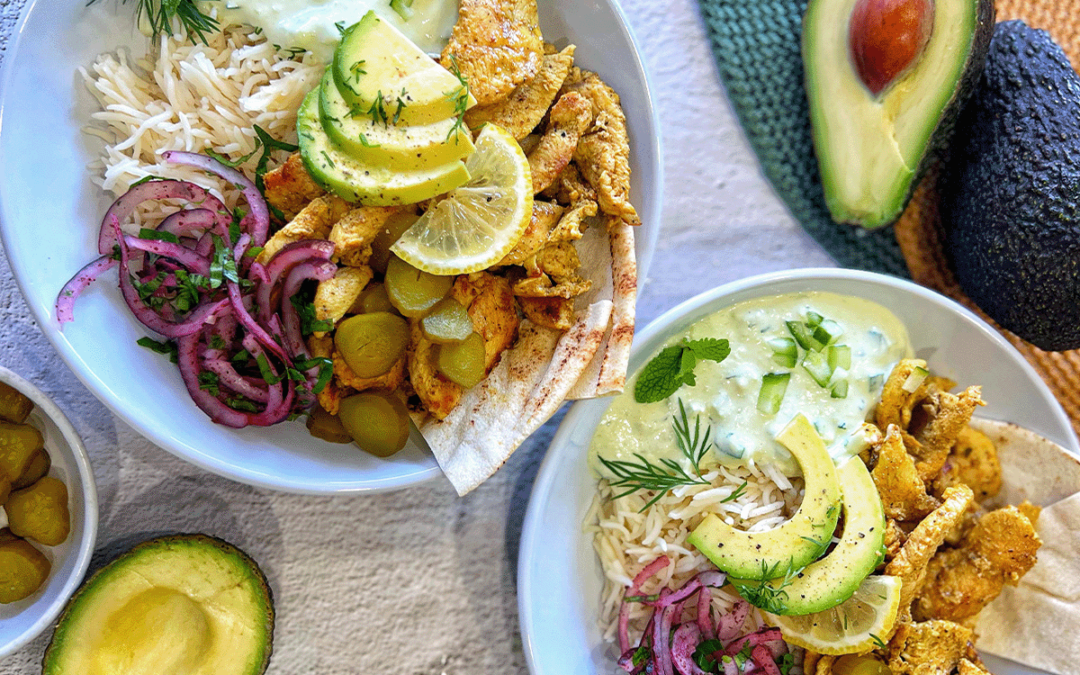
(0, 0, 833, 672)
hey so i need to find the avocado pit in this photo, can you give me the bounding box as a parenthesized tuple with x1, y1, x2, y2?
(849, 0, 936, 95)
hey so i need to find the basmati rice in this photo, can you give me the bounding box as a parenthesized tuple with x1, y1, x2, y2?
(587, 459, 805, 645)
(79, 25, 323, 228)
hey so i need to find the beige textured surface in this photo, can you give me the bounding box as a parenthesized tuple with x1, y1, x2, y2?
(895, 0, 1080, 440)
(0, 0, 833, 671)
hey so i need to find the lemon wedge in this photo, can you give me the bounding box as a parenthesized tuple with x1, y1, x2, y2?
(390, 124, 533, 275)
(765, 575, 901, 655)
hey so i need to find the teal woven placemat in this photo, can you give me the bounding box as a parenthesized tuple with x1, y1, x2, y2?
(698, 0, 910, 278)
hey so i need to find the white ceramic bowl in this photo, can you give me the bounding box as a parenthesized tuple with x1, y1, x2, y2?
(0, 0, 662, 493)
(517, 268, 1079, 675)
(0, 367, 97, 657)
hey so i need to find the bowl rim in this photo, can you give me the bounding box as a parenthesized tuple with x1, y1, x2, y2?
(516, 267, 1080, 674)
(0, 366, 98, 658)
(0, 0, 664, 494)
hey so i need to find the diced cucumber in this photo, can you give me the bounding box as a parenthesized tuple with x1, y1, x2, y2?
(757, 373, 791, 415)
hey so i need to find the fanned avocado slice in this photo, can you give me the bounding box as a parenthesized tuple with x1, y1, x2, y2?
(803, 0, 993, 228)
(688, 414, 841, 579)
(731, 456, 886, 616)
(298, 90, 470, 205)
(43, 534, 273, 675)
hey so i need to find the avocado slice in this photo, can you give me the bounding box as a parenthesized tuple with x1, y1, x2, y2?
(318, 72, 475, 171)
(43, 534, 273, 675)
(803, 0, 993, 228)
(688, 414, 841, 580)
(298, 90, 471, 205)
(332, 11, 476, 125)
(731, 456, 886, 616)
(942, 22, 1080, 352)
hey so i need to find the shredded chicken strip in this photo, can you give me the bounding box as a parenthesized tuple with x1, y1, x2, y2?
(885, 485, 974, 626)
(528, 91, 593, 194)
(440, 0, 544, 106)
(258, 195, 351, 264)
(465, 45, 576, 138)
(263, 152, 326, 221)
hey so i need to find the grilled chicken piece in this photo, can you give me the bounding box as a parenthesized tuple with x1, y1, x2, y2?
(450, 272, 520, 372)
(958, 658, 992, 675)
(408, 322, 462, 420)
(888, 620, 974, 675)
(528, 92, 593, 195)
(314, 266, 373, 331)
(907, 387, 984, 483)
(465, 45, 576, 138)
(258, 195, 351, 264)
(541, 161, 597, 206)
(330, 206, 402, 268)
(498, 201, 564, 266)
(562, 72, 639, 224)
(519, 296, 575, 330)
(513, 242, 592, 299)
(440, 0, 544, 106)
(873, 425, 940, 522)
(884, 518, 908, 562)
(914, 505, 1041, 623)
(549, 199, 597, 242)
(876, 359, 933, 430)
(933, 426, 1002, 501)
(333, 349, 405, 393)
(886, 485, 974, 624)
(263, 153, 325, 221)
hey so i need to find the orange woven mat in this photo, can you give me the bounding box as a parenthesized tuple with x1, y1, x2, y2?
(894, 0, 1080, 438)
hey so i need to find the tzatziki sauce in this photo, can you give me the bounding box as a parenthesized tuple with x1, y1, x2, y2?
(589, 292, 913, 476)
(197, 0, 458, 62)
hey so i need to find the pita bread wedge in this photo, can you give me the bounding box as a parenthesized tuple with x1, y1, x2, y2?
(965, 418, 1080, 675)
(421, 215, 636, 495)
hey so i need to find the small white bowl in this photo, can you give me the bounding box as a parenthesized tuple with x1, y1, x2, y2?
(517, 268, 1079, 675)
(0, 367, 98, 657)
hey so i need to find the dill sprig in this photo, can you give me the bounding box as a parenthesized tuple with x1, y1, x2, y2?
(444, 54, 470, 141)
(598, 399, 713, 511)
(731, 559, 805, 615)
(89, 0, 220, 45)
(365, 90, 389, 126)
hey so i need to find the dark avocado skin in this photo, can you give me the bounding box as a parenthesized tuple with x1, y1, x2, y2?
(942, 21, 1080, 352)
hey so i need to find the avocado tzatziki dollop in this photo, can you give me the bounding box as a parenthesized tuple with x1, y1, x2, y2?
(588, 292, 913, 476)
(196, 0, 458, 62)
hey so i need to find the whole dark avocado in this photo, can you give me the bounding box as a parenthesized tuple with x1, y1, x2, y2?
(942, 21, 1080, 351)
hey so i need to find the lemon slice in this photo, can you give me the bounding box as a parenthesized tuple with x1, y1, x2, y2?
(765, 575, 901, 655)
(390, 124, 533, 275)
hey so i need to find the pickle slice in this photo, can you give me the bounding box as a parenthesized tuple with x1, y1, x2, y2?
(385, 256, 453, 318)
(350, 281, 396, 315)
(334, 312, 409, 379)
(338, 391, 411, 457)
(0, 539, 50, 603)
(370, 211, 421, 275)
(436, 332, 486, 388)
(306, 406, 352, 444)
(421, 298, 474, 344)
(0, 383, 33, 424)
(12, 450, 50, 491)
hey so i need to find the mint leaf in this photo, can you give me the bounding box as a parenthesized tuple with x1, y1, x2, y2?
(686, 338, 730, 363)
(677, 348, 697, 387)
(633, 345, 684, 403)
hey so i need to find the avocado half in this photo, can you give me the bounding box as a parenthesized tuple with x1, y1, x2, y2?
(942, 21, 1080, 352)
(42, 534, 274, 675)
(803, 0, 994, 228)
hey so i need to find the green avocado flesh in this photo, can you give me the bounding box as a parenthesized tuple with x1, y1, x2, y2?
(688, 414, 841, 580)
(43, 534, 273, 675)
(298, 90, 470, 205)
(803, 0, 993, 228)
(318, 72, 474, 171)
(332, 11, 473, 125)
(942, 21, 1080, 352)
(732, 456, 886, 616)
